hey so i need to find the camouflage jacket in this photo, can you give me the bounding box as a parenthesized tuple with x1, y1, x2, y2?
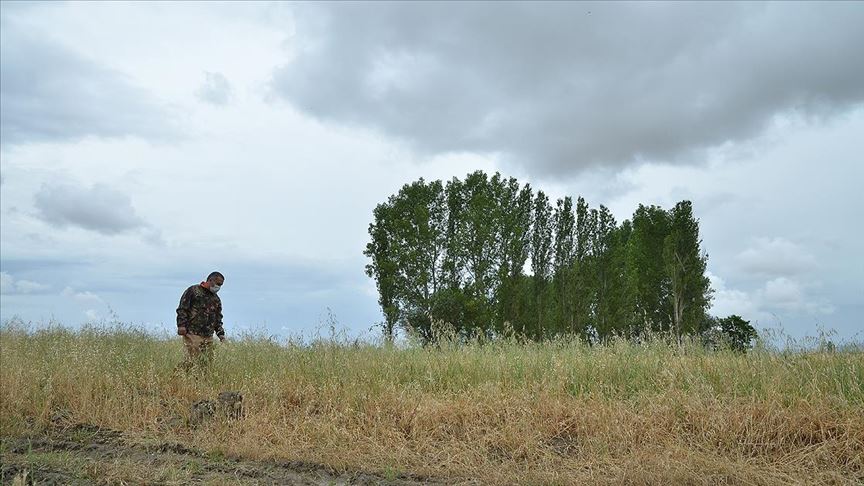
(176, 284, 225, 338)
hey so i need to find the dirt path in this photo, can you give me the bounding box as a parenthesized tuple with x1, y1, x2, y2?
(1, 424, 444, 485)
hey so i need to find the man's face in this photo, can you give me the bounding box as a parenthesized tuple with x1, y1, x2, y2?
(209, 276, 225, 287)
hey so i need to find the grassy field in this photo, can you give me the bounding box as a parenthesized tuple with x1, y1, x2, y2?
(1, 323, 862, 484)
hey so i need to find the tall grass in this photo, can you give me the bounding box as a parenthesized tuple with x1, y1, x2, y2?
(1, 322, 862, 484)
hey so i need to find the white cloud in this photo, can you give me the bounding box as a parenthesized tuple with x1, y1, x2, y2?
(708, 271, 836, 330)
(762, 277, 803, 306)
(0, 272, 50, 294)
(737, 237, 818, 277)
(197, 71, 232, 106)
(14, 279, 50, 293)
(0, 272, 13, 294)
(62, 286, 104, 304)
(707, 272, 765, 322)
(761, 277, 835, 316)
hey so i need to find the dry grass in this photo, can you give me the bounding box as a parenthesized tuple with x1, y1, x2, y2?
(1, 323, 862, 484)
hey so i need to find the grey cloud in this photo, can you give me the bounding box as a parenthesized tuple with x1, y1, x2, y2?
(272, 2, 864, 176)
(33, 182, 147, 235)
(197, 71, 233, 106)
(0, 16, 175, 147)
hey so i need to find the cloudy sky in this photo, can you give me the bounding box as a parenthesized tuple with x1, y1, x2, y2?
(1, 2, 862, 342)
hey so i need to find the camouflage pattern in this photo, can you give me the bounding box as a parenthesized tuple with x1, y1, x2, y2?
(176, 284, 225, 338)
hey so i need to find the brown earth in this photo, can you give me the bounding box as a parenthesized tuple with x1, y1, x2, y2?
(0, 423, 446, 485)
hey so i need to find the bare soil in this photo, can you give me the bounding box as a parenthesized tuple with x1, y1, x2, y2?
(1, 424, 445, 485)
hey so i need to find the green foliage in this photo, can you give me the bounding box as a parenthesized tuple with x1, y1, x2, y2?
(709, 315, 759, 352)
(663, 201, 712, 340)
(627, 204, 672, 335)
(364, 179, 446, 341)
(365, 171, 718, 343)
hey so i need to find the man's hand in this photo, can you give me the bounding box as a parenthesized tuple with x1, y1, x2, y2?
(177, 326, 188, 336)
(218, 335, 226, 343)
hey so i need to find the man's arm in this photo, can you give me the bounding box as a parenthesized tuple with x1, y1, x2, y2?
(176, 287, 193, 335)
(214, 298, 226, 342)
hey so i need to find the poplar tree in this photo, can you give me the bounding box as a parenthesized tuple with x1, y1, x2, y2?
(569, 197, 592, 335)
(664, 201, 712, 340)
(605, 220, 635, 337)
(366, 172, 715, 344)
(529, 191, 553, 338)
(494, 177, 533, 332)
(367, 179, 446, 341)
(552, 197, 575, 334)
(443, 177, 466, 290)
(364, 203, 400, 341)
(591, 205, 619, 338)
(627, 205, 672, 334)
(460, 171, 497, 332)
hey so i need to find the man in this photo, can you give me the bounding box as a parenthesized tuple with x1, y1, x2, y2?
(176, 271, 226, 369)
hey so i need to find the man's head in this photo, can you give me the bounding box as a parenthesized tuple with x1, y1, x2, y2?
(205, 271, 225, 293)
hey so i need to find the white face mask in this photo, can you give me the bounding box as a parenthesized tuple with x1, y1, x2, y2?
(209, 284, 221, 294)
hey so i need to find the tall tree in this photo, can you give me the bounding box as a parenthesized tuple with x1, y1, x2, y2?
(604, 220, 635, 337)
(529, 191, 553, 338)
(590, 205, 619, 338)
(460, 171, 499, 333)
(494, 177, 533, 332)
(569, 197, 593, 336)
(366, 172, 721, 343)
(627, 205, 672, 335)
(371, 179, 447, 341)
(552, 197, 575, 334)
(462, 172, 496, 292)
(664, 201, 712, 340)
(442, 177, 466, 290)
(364, 203, 400, 341)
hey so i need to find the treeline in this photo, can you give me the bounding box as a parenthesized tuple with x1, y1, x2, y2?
(365, 171, 739, 345)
